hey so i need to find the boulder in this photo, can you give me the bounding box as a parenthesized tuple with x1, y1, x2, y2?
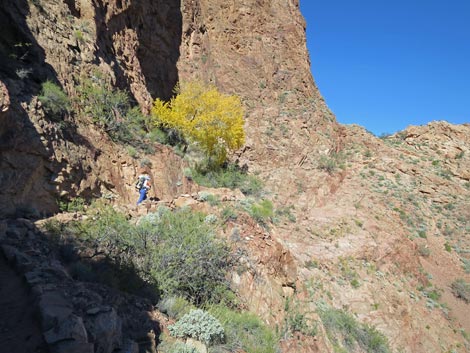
(85, 307, 122, 353)
(43, 314, 88, 344)
(38, 291, 73, 330)
(50, 340, 94, 353)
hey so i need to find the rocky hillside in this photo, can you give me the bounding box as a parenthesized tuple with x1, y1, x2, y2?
(1, 0, 469, 353)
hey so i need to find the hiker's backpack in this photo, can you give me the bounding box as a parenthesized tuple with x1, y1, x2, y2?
(135, 176, 145, 190)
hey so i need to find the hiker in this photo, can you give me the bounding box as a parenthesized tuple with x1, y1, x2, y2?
(136, 173, 151, 205)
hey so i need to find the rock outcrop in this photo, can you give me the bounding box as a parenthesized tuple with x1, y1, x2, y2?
(0, 217, 160, 353)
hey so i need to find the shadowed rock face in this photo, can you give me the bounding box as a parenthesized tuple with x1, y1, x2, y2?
(92, 0, 182, 103)
(0, 0, 58, 217)
(0, 0, 183, 217)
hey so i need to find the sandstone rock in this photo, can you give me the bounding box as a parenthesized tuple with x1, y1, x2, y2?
(38, 291, 73, 331)
(15, 218, 35, 230)
(43, 314, 88, 344)
(0, 245, 34, 271)
(6, 226, 28, 239)
(174, 196, 199, 208)
(24, 270, 47, 286)
(1, 244, 18, 262)
(85, 308, 122, 353)
(0, 80, 10, 112)
(25, 265, 71, 288)
(117, 339, 139, 353)
(50, 340, 94, 353)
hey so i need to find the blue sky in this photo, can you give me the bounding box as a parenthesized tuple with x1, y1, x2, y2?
(299, 0, 470, 136)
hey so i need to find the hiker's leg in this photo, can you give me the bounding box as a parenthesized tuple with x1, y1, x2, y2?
(137, 188, 146, 205)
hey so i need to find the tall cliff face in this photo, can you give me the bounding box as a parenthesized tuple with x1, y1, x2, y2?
(0, 0, 336, 217)
(0, 0, 185, 217)
(179, 0, 317, 101)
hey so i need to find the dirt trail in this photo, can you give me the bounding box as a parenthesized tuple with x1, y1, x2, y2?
(0, 253, 48, 353)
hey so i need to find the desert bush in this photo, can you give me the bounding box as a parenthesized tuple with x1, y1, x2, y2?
(462, 259, 470, 274)
(147, 207, 233, 304)
(221, 207, 238, 222)
(169, 309, 225, 346)
(207, 304, 279, 353)
(158, 341, 197, 353)
(418, 244, 431, 257)
(317, 152, 345, 174)
(39, 80, 70, 120)
(451, 279, 470, 303)
(147, 127, 172, 145)
(59, 204, 233, 304)
(79, 204, 142, 266)
(75, 75, 152, 146)
(191, 163, 263, 196)
(59, 197, 86, 212)
(318, 305, 391, 353)
(157, 296, 195, 320)
(274, 205, 296, 223)
(282, 298, 317, 339)
(152, 80, 245, 167)
(248, 199, 274, 225)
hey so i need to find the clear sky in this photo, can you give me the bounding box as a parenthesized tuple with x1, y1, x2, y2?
(299, 0, 470, 136)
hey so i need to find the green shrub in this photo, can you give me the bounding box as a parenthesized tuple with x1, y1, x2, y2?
(74, 30, 85, 43)
(58, 204, 234, 305)
(318, 155, 337, 174)
(462, 259, 470, 274)
(451, 279, 470, 303)
(191, 164, 263, 196)
(158, 340, 197, 353)
(75, 75, 152, 145)
(79, 204, 141, 265)
(282, 298, 317, 338)
(249, 199, 274, 225)
(221, 207, 238, 222)
(148, 127, 171, 144)
(169, 309, 225, 345)
(318, 306, 391, 353)
(418, 245, 431, 257)
(198, 192, 217, 205)
(444, 242, 452, 252)
(318, 152, 346, 174)
(350, 279, 360, 289)
(158, 296, 195, 320)
(147, 208, 233, 304)
(39, 80, 70, 120)
(417, 230, 427, 239)
(59, 197, 86, 212)
(127, 146, 138, 158)
(275, 205, 296, 223)
(140, 157, 152, 168)
(207, 305, 279, 353)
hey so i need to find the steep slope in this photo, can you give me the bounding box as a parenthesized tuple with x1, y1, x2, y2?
(269, 122, 470, 352)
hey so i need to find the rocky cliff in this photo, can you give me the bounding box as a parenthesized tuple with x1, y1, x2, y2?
(1, 1, 469, 353)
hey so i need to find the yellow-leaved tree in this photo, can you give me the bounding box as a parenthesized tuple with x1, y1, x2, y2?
(152, 81, 245, 166)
